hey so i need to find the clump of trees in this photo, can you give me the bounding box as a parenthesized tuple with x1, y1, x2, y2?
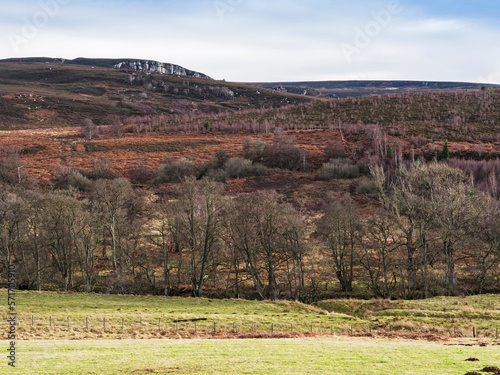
(318, 159, 359, 179)
(242, 129, 308, 171)
(1, 160, 499, 300)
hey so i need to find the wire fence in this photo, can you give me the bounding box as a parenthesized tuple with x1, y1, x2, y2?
(2, 316, 499, 339)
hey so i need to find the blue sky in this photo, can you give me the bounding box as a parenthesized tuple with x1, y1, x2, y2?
(1, 0, 499, 82)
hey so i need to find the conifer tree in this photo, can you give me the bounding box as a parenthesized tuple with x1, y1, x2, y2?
(438, 140, 451, 161)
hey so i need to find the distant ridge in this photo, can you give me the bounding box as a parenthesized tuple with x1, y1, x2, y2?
(250, 80, 500, 98)
(0, 57, 211, 80)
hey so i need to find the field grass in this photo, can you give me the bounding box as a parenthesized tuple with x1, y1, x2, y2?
(7, 338, 500, 374)
(2, 291, 500, 373)
(318, 295, 500, 334)
(1, 291, 500, 340)
(0, 290, 359, 340)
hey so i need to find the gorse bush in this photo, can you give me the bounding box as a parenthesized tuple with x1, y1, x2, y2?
(319, 158, 360, 179)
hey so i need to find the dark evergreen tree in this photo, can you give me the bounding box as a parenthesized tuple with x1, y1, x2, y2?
(438, 140, 451, 161)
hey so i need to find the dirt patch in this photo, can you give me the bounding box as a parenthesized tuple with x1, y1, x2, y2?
(481, 367, 500, 373)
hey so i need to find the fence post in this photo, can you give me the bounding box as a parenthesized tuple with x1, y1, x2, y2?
(67, 317, 70, 328)
(122, 318, 124, 329)
(103, 318, 106, 330)
(310, 324, 313, 333)
(32, 315, 34, 326)
(473, 327, 476, 338)
(350, 326, 353, 336)
(159, 319, 161, 331)
(86, 317, 88, 329)
(496, 328, 498, 340)
(232, 322, 235, 334)
(271, 323, 274, 333)
(214, 322, 216, 333)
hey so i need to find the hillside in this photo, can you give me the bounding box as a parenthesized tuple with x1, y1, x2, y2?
(0, 61, 311, 130)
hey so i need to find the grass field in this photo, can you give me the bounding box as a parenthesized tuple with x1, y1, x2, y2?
(7, 338, 500, 374)
(2, 291, 500, 373)
(319, 295, 500, 333)
(0, 290, 359, 340)
(1, 291, 500, 340)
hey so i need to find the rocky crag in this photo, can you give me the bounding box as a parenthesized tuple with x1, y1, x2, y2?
(114, 60, 211, 79)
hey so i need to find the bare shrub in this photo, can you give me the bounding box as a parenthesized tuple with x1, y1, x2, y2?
(81, 118, 97, 140)
(319, 158, 359, 179)
(242, 131, 308, 171)
(224, 157, 254, 179)
(242, 138, 270, 163)
(128, 160, 152, 184)
(223, 157, 267, 179)
(355, 178, 378, 195)
(253, 163, 268, 176)
(205, 168, 228, 182)
(92, 158, 115, 180)
(325, 141, 347, 159)
(0, 146, 24, 184)
(154, 158, 197, 183)
(107, 115, 123, 138)
(269, 129, 308, 170)
(68, 171, 93, 192)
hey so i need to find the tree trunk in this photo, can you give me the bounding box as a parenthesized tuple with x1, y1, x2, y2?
(444, 241, 456, 295)
(163, 241, 170, 297)
(268, 257, 278, 301)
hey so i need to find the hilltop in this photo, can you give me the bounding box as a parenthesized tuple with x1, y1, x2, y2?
(0, 57, 211, 78)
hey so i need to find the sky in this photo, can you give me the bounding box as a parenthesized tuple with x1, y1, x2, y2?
(1, 0, 499, 83)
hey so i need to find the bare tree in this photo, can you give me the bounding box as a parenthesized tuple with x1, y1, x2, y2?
(173, 177, 225, 297)
(228, 190, 295, 300)
(42, 192, 82, 291)
(360, 208, 401, 298)
(92, 178, 136, 293)
(107, 115, 124, 138)
(0, 146, 27, 185)
(81, 118, 97, 140)
(316, 194, 362, 293)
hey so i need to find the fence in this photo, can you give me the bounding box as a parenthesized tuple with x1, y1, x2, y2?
(3, 316, 500, 339)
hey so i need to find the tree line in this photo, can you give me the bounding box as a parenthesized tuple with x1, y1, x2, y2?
(1, 161, 499, 301)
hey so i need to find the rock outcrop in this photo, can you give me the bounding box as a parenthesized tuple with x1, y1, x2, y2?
(114, 60, 211, 79)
